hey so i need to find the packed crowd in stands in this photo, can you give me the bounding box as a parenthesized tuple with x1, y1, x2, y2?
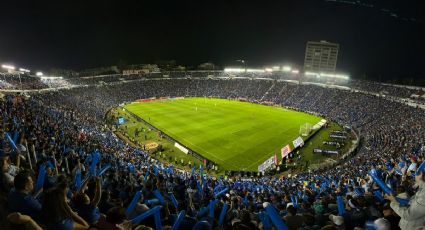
(0, 74, 48, 90)
(1, 70, 424, 102)
(1, 77, 425, 230)
(348, 80, 420, 99)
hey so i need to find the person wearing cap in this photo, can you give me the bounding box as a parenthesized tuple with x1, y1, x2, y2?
(385, 166, 425, 230)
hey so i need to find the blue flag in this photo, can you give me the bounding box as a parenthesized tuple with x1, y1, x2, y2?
(337, 196, 345, 216)
(171, 210, 185, 230)
(218, 203, 229, 226)
(97, 165, 111, 176)
(5, 133, 18, 151)
(264, 203, 289, 230)
(126, 191, 142, 217)
(169, 193, 179, 211)
(368, 170, 394, 194)
(35, 164, 46, 192)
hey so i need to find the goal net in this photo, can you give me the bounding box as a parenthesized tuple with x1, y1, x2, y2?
(299, 123, 312, 137)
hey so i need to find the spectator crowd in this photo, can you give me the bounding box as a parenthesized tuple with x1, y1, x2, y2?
(1, 77, 425, 230)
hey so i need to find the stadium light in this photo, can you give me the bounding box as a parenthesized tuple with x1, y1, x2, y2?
(291, 69, 299, 74)
(282, 66, 292, 72)
(36, 71, 43, 76)
(246, 69, 265, 73)
(264, 68, 273, 72)
(40, 76, 63, 80)
(319, 72, 350, 80)
(19, 68, 31, 73)
(224, 68, 245, 73)
(272, 66, 280, 71)
(305, 71, 319, 76)
(2, 64, 15, 70)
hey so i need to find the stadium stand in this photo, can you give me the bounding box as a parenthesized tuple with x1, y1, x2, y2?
(0, 74, 48, 90)
(1, 76, 425, 230)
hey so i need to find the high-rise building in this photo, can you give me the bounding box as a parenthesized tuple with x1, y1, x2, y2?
(304, 41, 339, 73)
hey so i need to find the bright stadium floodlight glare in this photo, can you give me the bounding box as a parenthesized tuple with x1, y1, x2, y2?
(40, 76, 63, 80)
(19, 68, 30, 73)
(224, 68, 245, 73)
(305, 71, 319, 76)
(2, 64, 15, 70)
(291, 69, 299, 74)
(272, 66, 280, 71)
(282, 66, 292, 72)
(264, 68, 273, 72)
(319, 72, 350, 80)
(36, 71, 43, 76)
(247, 69, 265, 73)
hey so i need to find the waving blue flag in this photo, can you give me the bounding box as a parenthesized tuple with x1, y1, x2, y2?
(169, 193, 179, 211)
(5, 133, 18, 151)
(373, 191, 383, 202)
(218, 203, 229, 226)
(97, 165, 111, 176)
(35, 164, 46, 192)
(417, 161, 425, 175)
(130, 206, 162, 230)
(337, 196, 345, 216)
(264, 203, 289, 230)
(191, 166, 196, 176)
(153, 189, 165, 205)
(171, 210, 185, 230)
(208, 200, 218, 218)
(89, 151, 100, 176)
(126, 191, 142, 217)
(368, 170, 393, 194)
(197, 181, 203, 195)
(214, 188, 228, 198)
(395, 197, 410, 206)
(197, 206, 209, 217)
(258, 211, 272, 230)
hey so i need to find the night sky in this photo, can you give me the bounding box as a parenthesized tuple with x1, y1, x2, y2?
(0, 0, 424, 81)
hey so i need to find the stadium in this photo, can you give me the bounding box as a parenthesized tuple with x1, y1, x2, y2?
(1, 1, 425, 230)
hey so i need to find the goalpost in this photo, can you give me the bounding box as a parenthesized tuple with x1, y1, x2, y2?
(299, 123, 312, 137)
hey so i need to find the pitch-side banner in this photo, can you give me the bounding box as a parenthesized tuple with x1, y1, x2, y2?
(281, 145, 292, 158)
(258, 154, 277, 172)
(292, 136, 304, 148)
(174, 142, 189, 154)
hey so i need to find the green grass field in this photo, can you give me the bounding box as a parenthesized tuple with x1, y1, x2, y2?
(124, 97, 322, 171)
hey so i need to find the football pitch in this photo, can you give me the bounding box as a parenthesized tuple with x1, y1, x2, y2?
(124, 97, 322, 171)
